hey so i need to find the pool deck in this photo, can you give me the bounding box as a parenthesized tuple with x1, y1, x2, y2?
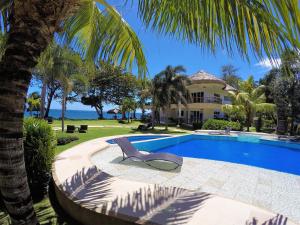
(52, 133, 300, 225)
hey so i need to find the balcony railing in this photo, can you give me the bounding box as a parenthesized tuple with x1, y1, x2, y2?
(189, 97, 222, 104)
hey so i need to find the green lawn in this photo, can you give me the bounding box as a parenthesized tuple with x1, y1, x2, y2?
(51, 119, 142, 128)
(55, 127, 187, 154)
(0, 126, 187, 224)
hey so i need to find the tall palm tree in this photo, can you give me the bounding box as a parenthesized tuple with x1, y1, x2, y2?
(0, 1, 299, 224)
(52, 47, 89, 131)
(34, 43, 56, 118)
(152, 65, 190, 130)
(223, 76, 276, 131)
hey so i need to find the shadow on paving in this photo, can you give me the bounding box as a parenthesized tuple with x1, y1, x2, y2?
(60, 165, 211, 224)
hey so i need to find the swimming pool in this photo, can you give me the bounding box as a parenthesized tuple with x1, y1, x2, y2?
(133, 134, 300, 175)
(106, 135, 170, 144)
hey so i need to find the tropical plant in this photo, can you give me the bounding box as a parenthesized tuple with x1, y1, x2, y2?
(23, 118, 56, 201)
(221, 64, 241, 89)
(0, 0, 299, 223)
(272, 50, 300, 135)
(202, 119, 241, 131)
(136, 78, 152, 120)
(26, 92, 41, 116)
(121, 97, 136, 123)
(152, 65, 190, 130)
(55, 49, 89, 131)
(223, 76, 276, 131)
(34, 43, 63, 119)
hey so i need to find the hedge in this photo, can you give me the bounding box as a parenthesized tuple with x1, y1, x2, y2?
(202, 119, 241, 131)
(24, 118, 56, 200)
(57, 135, 79, 145)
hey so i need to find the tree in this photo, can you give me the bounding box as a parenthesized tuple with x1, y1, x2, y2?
(26, 92, 41, 117)
(136, 79, 152, 120)
(223, 76, 275, 131)
(152, 65, 190, 130)
(259, 68, 279, 103)
(271, 50, 300, 135)
(121, 97, 136, 123)
(221, 64, 241, 89)
(34, 43, 60, 119)
(0, 0, 299, 224)
(81, 62, 131, 119)
(53, 48, 88, 131)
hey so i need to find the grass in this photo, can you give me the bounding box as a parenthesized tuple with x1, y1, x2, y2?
(51, 119, 142, 128)
(55, 127, 187, 154)
(1, 198, 63, 225)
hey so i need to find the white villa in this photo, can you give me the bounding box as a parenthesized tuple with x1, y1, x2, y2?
(160, 70, 235, 124)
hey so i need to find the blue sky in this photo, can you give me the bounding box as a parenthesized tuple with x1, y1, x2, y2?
(29, 1, 276, 111)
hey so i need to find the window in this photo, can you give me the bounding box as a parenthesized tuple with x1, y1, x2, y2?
(191, 92, 204, 103)
(214, 111, 220, 119)
(223, 96, 231, 102)
(214, 93, 221, 103)
(190, 110, 203, 123)
(181, 110, 184, 117)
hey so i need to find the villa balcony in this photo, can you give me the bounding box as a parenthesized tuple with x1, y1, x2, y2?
(193, 96, 222, 104)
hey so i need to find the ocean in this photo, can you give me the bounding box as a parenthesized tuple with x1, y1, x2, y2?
(25, 109, 142, 120)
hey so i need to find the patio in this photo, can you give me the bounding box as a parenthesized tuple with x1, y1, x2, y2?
(52, 134, 300, 225)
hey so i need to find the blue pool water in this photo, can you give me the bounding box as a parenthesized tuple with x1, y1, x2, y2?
(106, 135, 170, 144)
(133, 135, 300, 175)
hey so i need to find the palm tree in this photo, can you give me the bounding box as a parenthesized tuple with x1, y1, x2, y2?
(34, 43, 56, 119)
(223, 76, 276, 131)
(52, 47, 89, 131)
(121, 97, 135, 123)
(26, 92, 41, 117)
(0, 1, 299, 224)
(221, 64, 241, 89)
(152, 65, 190, 130)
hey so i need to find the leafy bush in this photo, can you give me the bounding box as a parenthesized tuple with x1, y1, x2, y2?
(24, 118, 56, 200)
(57, 135, 79, 145)
(202, 119, 241, 131)
(192, 122, 203, 130)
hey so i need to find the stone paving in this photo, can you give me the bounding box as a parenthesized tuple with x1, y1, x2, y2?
(91, 145, 300, 223)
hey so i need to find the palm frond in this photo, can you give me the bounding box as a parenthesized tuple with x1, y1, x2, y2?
(61, 0, 147, 77)
(256, 103, 276, 114)
(251, 85, 266, 99)
(137, 0, 300, 59)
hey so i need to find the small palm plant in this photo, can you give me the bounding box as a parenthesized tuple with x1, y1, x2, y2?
(223, 76, 276, 131)
(152, 65, 190, 130)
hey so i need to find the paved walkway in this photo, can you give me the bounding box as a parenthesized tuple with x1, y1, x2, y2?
(92, 145, 300, 223)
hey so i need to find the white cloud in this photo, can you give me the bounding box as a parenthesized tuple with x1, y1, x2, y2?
(255, 58, 281, 70)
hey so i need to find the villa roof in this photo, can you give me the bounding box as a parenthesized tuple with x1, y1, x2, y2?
(189, 70, 236, 91)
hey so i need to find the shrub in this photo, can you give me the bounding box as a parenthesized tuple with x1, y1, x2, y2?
(192, 122, 203, 130)
(24, 118, 56, 200)
(57, 135, 79, 145)
(202, 119, 241, 131)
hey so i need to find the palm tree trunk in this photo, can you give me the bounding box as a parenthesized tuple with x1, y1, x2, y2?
(44, 89, 55, 118)
(0, 1, 80, 223)
(61, 91, 67, 132)
(164, 110, 168, 130)
(151, 107, 155, 129)
(39, 77, 47, 118)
